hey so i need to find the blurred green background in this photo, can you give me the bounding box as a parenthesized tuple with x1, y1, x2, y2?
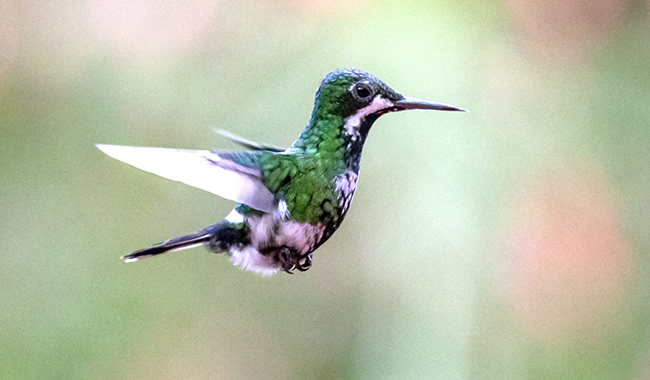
(1, 0, 649, 379)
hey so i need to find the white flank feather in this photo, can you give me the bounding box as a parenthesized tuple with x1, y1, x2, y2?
(96, 144, 275, 213)
(229, 246, 279, 276)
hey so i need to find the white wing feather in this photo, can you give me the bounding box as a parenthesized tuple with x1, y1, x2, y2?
(96, 144, 275, 213)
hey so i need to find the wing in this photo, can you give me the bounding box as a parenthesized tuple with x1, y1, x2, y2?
(216, 129, 285, 152)
(96, 144, 275, 213)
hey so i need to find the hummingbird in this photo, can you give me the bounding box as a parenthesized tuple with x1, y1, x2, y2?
(97, 68, 465, 276)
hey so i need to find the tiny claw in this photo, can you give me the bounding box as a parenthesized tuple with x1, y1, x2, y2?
(296, 254, 312, 272)
(277, 246, 310, 274)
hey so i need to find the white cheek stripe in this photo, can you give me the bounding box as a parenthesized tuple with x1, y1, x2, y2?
(344, 96, 394, 136)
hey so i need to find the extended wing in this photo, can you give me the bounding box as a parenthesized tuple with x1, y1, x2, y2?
(216, 129, 285, 152)
(96, 144, 275, 213)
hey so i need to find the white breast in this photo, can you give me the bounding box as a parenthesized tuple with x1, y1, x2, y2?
(334, 168, 359, 213)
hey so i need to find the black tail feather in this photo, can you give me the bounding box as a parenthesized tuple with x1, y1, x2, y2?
(122, 232, 211, 262)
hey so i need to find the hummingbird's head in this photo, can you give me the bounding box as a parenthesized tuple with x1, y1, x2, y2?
(311, 68, 465, 140)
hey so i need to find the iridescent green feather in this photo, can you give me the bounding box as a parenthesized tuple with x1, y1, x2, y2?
(216, 69, 404, 225)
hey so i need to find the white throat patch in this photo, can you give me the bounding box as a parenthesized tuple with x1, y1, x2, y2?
(343, 96, 394, 138)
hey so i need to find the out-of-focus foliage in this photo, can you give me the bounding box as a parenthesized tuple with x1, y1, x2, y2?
(1, 0, 649, 379)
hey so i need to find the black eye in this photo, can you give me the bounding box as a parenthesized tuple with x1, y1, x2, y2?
(353, 83, 373, 101)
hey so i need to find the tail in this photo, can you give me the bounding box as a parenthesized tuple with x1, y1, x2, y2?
(121, 231, 211, 262)
(121, 221, 250, 263)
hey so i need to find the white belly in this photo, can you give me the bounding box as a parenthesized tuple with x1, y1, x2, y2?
(227, 209, 325, 276)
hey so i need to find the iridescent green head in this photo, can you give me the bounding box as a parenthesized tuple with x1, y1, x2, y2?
(311, 68, 403, 119)
(295, 68, 465, 158)
(309, 68, 465, 135)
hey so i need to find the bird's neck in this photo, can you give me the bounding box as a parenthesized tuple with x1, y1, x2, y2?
(292, 113, 377, 174)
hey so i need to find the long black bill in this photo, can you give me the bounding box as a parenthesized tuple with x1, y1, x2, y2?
(393, 96, 467, 112)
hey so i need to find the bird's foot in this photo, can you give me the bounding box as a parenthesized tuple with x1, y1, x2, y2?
(296, 254, 312, 272)
(277, 246, 312, 274)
